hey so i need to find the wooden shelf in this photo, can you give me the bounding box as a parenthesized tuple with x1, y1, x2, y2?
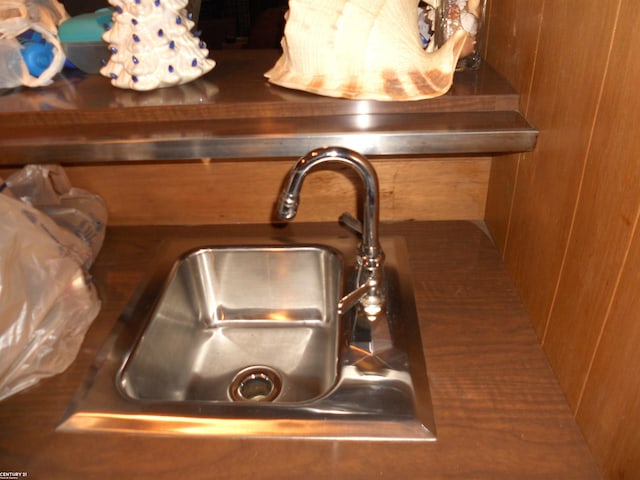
(0, 50, 537, 165)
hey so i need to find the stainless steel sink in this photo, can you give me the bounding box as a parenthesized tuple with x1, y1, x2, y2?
(58, 233, 436, 441)
(118, 245, 343, 404)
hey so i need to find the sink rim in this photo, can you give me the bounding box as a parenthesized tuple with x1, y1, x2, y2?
(58, 233, 437, 441)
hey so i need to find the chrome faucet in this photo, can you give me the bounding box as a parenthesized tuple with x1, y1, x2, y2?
(276, 146, 386, 323)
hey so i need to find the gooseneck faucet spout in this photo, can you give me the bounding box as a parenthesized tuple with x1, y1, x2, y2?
(277, 146, 385, 319)
(277, 146, 382, 261)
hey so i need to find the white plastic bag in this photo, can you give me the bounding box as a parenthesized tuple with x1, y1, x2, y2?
(0, 168, 102, 401)
(0, 0, 69, 88)
(4, 164, 107, 266)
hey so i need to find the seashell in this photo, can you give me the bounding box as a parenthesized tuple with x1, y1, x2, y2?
(466, 0, 483, 17)
(264, 0, 472, 101)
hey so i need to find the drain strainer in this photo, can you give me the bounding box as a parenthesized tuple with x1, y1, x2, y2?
(229, 366, 282, 402)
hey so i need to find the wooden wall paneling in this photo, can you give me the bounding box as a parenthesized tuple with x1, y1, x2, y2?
(77, 160, 316, 225)
(542, 0, 633, 412)
(499, 0, 618, 340)
(574, 6, 640, 477)
(377, 157, 490, 222)
(485, 0, 640, 477)
(483, 1, 542, 254)
(576, 225, 640, 480)
(484, 155, 518, 254)
(484, 0, 542, 102)
(549, 3, 640, 477)
(0, 158, 490, 225)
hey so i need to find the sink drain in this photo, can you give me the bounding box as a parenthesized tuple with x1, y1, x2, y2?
(229, 366, 282, 402)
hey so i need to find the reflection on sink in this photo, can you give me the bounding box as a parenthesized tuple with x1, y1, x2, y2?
(118, 246, 343, 403)
(58, 234, 436, 441)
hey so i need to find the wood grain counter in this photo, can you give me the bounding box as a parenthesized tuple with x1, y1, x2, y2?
(0, 221, 600, 479)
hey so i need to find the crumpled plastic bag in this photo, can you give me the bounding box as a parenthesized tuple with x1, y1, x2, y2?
(0, 0, 69, 88)
(0, 165, 104, 401)
(4, 164, 107, 266)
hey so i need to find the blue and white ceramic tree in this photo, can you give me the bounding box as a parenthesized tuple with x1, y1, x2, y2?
(101, 0, 215, 90)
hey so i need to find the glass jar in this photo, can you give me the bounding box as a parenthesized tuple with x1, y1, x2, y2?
(437, 0, 486, 70)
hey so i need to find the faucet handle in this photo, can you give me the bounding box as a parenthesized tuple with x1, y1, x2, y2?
(339, 212, 362, 237)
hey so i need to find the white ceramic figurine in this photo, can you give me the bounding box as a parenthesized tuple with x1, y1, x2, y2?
(100, 0, 215, 91)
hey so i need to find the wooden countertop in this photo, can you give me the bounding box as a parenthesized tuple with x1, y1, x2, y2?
(0, 221, 600, 479)
(0, 50, 537, 164)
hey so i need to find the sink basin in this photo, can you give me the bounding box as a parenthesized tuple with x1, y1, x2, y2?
(59, 232, 436, 441)
(118, 246, 343, 403)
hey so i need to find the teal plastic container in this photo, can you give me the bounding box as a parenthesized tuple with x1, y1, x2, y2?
(58, 8, 114, 73)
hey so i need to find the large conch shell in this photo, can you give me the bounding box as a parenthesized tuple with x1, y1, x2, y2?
(265, 0, 473, 101)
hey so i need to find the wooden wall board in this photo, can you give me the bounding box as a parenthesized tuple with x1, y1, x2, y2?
(1, 158, 490, 225)
(576, 222, 640, 480)
(498, 0, 617, 339)
(484, 154, 518, 255)
(484, 0, 541, 110)
(485, 0, 640, 478)
(558, 2, 640, 477)
(483, 1, 542, 255)
(543, 0, 638, 412)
